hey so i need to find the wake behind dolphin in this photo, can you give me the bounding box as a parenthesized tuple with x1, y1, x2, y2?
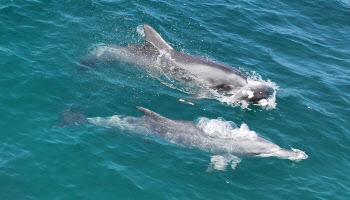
(63, 107, 307, 171)
(82, 25, 277, 107)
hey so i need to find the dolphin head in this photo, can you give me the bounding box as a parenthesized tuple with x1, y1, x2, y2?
(236, 80, 271, 102)
(273, 148, 308, 160)
(257, 148, 308, 161)
(243, 138, 308, 161)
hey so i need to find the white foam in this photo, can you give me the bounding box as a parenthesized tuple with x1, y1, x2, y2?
(246, 71, 279, 109)
(243, 89, 255, 99)
(90, 43, 107, 57)
(212, 71, 279, 109)
(136, 25, 145, 38)
(195, 117, 258, 141)
(251, 73, 279, 109)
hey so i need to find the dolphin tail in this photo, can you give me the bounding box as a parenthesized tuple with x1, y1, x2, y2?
(143, 24, 174, 52)
(61, 109, 89, 126)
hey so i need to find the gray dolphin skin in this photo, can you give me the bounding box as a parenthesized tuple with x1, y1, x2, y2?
(82, 24, 271, 102)
(66, 107, 307, 170)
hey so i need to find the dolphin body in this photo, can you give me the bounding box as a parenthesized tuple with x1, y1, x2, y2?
(82, 25, 271, 102)
(69, 107, 307, 170)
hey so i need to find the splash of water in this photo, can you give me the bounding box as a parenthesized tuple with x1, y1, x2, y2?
(136, 25, 145, 38)
(195, 117, 258, 141)
(215, 71, 279, 109)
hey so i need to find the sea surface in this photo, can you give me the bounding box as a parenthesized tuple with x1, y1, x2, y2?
(1, 0, 350, 199)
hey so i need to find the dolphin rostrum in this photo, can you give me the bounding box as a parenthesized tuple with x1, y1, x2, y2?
(82, 25, 271, 103)
(64, 107, 307, 170)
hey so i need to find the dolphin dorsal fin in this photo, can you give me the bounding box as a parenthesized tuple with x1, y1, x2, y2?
(143, 24, 174, 51)
(135, 106, 167, 121)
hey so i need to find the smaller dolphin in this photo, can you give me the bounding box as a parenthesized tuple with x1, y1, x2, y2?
(82, 25, 271, 103)
(63, 107, 307, 170)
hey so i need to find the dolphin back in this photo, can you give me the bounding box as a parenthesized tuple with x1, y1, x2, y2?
(135, 106, 168, 122)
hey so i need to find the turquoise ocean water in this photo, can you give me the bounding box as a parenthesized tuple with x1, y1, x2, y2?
(1, 0, 350, 199)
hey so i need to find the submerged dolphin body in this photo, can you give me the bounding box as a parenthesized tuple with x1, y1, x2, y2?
(82, 25, 271, 102)
(67, 107, 307, 170)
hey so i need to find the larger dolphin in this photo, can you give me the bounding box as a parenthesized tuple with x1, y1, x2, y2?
(64, 107, 307, 170)
(82, 25, 271, 103)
